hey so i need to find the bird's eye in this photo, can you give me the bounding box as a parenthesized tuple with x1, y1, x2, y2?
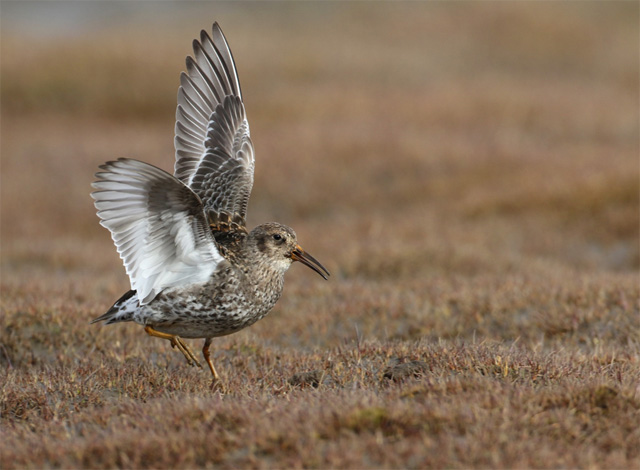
(273, 234, 282, 241)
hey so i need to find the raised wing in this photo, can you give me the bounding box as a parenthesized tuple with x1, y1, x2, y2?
(91, 158, 225, 305)
(174, 23, 254, 230)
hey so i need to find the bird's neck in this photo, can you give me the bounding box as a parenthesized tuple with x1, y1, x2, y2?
(244, 256, 286, 310)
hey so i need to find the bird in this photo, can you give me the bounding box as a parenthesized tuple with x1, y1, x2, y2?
(90, 23, 329, 388)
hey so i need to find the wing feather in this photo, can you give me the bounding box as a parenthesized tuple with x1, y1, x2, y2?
(174, 23, 254, 230)
(92, 158, 224, 305)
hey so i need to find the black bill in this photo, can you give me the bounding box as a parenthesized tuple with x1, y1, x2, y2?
(291, 245, 330, 280)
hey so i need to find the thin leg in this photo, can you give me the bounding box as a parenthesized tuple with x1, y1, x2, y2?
(144, 325, 201, 368)
(203, 337, 223, 390)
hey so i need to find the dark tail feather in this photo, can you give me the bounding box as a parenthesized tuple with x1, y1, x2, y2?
(91, 289, 137, 324)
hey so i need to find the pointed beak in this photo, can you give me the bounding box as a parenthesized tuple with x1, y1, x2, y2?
(291, 245, 330, 280)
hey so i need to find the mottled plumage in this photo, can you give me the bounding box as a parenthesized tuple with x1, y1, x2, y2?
(91, 23, 329, 387)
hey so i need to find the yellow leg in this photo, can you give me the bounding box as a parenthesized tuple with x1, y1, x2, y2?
(144, 325, 201, 368)
(203, 338, 224, 390)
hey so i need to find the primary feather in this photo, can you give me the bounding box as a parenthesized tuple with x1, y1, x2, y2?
(174, 23, 254, 230)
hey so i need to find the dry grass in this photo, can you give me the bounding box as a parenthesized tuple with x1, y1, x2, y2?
(1, 2, 639, 469)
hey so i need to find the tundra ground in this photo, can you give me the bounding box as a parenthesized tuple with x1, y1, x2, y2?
(1, 3, 638, 468)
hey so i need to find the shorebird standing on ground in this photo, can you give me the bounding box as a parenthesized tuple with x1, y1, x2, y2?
(91, 23, 329, 388)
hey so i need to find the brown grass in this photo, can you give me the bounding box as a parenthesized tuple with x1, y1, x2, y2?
(1, 2, 639, 469)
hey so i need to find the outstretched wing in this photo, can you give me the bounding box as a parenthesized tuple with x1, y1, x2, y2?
(174, 23, 254, 231)
(91, 158, 225, 305)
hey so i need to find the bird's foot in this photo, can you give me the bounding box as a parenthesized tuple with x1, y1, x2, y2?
(170, 336, 202, 369)
(144, 325, 201, 368)
(210, 377, 225, 393)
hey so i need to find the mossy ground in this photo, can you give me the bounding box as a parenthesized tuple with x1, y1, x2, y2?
(2, 2, 638, 468)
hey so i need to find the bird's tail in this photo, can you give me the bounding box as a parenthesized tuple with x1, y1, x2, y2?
(91, 289, 138, 324)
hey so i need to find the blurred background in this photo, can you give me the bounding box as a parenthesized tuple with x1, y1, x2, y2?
(1, 1, 638, 350)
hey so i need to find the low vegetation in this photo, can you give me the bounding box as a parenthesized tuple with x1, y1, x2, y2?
(2, 2, 638, 468)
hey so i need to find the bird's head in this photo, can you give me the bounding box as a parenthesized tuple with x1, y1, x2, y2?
(248, 223, 329, 279)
